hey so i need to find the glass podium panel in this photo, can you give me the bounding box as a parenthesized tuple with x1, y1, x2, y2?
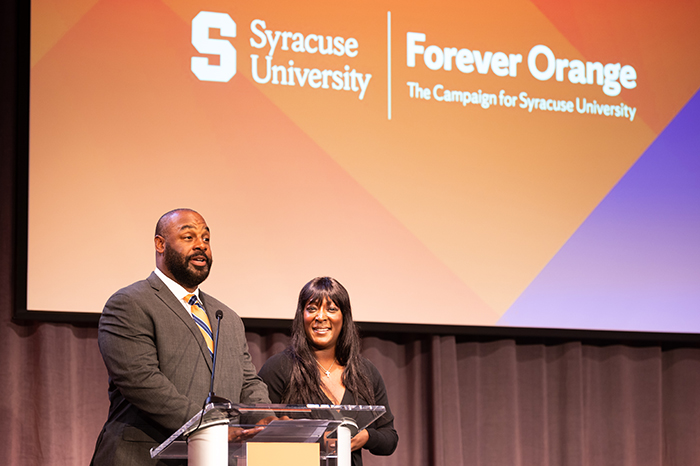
(151, 402, 387, 463)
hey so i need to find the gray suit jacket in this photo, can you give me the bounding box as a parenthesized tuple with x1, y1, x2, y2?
(91, 273, 270, 465)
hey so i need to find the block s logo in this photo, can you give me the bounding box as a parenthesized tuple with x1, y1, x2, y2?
(191, 11, 236, 82)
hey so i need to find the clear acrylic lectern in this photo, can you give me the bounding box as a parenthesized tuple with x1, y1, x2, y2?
(151, 403, 387, 466)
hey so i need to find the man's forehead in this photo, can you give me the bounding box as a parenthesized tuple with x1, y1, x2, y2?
(178, 222, 210, 232)
(165, 211, 209, 232)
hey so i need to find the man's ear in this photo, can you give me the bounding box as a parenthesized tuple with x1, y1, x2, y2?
(154, 235, 166, 254)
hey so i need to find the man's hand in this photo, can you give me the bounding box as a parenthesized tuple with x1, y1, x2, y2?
(227, 415, 290, 442)
(228, 425, 264, 442)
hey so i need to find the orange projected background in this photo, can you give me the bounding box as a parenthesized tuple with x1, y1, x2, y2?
(27, 0, 700, 331)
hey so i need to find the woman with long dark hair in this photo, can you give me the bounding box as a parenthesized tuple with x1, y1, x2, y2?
(258, 277, 398, 466)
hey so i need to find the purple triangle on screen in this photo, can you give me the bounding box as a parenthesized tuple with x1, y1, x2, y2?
(499, 89, 700, 333)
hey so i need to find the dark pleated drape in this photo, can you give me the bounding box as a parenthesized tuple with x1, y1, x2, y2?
(2, 2, 700, 465)
(244, 331, 700, 466)
(3, 318, 699, 466)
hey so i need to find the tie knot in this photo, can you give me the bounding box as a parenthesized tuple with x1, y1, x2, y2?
(186, 294, 206, 312)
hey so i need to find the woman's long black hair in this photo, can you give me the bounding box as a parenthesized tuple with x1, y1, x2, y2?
(282, 277, 375, 405)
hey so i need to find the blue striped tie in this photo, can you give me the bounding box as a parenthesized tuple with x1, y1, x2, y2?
(184, 294, 214, 358)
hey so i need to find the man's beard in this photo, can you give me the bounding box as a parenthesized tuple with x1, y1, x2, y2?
(163, 245, 212, 289)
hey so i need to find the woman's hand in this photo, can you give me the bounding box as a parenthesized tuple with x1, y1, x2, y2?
(350, 429, 369, 451)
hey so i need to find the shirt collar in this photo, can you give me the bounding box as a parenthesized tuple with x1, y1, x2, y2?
(154, 267, 200, 308)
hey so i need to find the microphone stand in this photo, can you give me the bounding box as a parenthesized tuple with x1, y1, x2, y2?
(206, 310, 231, 405)
(191, 310, 230, 435)
(187, 310, 233, 466)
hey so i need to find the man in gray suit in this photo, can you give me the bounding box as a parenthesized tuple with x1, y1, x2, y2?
(91, 208, 271, 465)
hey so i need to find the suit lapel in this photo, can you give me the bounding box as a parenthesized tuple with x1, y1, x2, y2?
(199, 293, 220, 354)
(147, 273, 214, 372)
(198, 293, 219, 330)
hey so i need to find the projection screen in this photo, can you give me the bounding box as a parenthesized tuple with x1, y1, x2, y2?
(24, 0, 700, 333)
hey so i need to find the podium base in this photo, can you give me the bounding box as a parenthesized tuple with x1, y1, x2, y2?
(188, 424, 228, 466)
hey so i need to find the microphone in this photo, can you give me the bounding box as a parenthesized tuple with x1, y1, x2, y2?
(205, 310, 231, 405)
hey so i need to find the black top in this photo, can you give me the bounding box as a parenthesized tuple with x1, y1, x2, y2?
(258, 351, 399, 466)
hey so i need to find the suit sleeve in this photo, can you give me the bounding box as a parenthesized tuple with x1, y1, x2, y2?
(363, 360, 399, 456)
(98, 290, 201, 431)
(236, 326, 272, 405)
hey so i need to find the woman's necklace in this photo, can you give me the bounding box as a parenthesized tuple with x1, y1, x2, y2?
(316, 358, 336, 378)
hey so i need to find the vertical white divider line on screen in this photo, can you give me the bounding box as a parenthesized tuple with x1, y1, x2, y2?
(387, 11, 392, 120)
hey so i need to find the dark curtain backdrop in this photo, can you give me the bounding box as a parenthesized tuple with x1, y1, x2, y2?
(2, 320, 700, 466)
(2, 2, 700, 465)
